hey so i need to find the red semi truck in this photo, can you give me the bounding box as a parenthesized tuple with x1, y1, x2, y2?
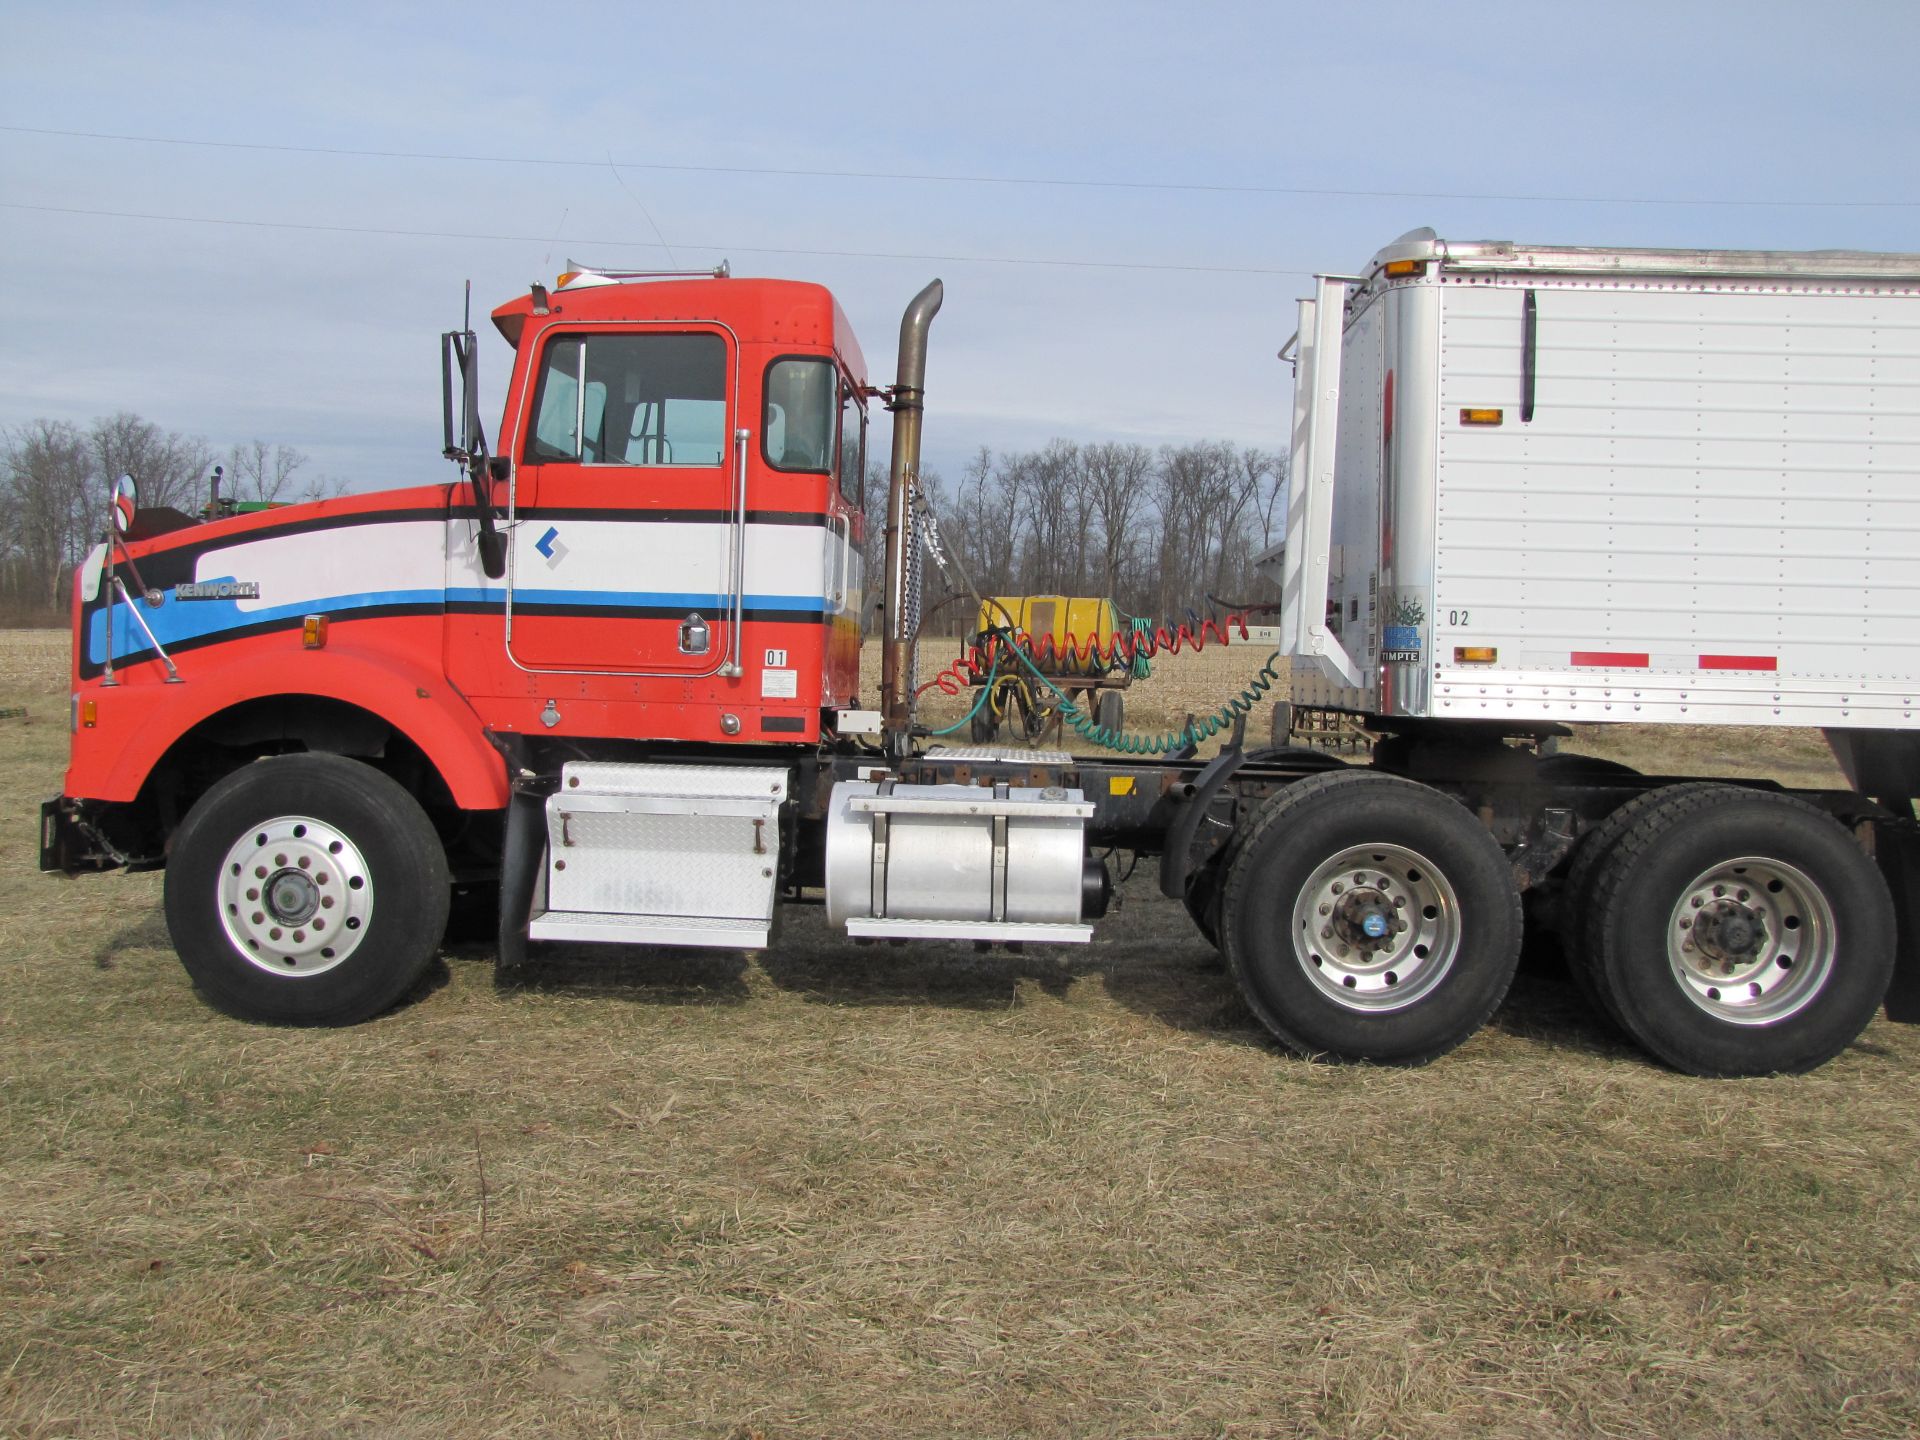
(41, 243, 1920, 1076)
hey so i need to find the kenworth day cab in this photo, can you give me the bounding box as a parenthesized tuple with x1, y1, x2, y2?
(42, 233, 1920, 1075)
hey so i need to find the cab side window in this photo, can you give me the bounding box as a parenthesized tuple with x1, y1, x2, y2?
(837, 382, 866, 506)
(763, 358, 835, 473)
(524, 333, 727, 466)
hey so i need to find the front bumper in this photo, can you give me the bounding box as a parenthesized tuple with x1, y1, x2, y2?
(39, 796, 123, 874)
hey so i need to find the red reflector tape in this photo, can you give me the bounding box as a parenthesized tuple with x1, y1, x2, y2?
(1571, 651, 1649, 668)
(1699, 654, 1778, 671)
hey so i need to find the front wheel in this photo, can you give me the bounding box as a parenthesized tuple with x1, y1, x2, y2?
(164, 754, 452, 1025)
(1218, 772, 1522, 1064)
(1585, 787, 1893, 1076)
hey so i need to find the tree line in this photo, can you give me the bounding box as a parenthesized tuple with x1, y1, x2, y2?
(0, 414, 335, 616)
(881, 440, 1289, 635)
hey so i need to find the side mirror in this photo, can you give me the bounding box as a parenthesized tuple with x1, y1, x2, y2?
(110, 472, 139, 537)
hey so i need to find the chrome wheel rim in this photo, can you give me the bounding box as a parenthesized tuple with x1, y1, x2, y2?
(1667, 855, 1834, 1025)
(217, 815, 373, 977)
(1291, 843, 1461, 1012)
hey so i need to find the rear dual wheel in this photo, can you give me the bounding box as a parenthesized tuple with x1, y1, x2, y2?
(1217, 772, 1522, 1064)
(1577, 786, 1892, 1076)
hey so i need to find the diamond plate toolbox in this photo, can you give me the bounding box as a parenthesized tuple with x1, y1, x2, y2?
(545, 763, 788, 923)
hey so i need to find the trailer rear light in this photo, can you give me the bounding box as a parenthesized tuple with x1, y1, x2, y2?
(1453, 647, 1498, 664)
(302, 614, 329, 649)
(1460, 408, 1504, 426)
(1382, 259, 1427, 278)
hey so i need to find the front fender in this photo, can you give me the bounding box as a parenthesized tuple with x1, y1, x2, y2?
(70, 644, 509, 810)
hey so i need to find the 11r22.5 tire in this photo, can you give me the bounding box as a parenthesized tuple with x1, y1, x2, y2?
(1218, 771, 1522, 1064)
(164, 754, 451, 1025)
(1584, 786, 1893, 1076)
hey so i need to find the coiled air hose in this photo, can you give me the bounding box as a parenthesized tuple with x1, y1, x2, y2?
(919, 612, 1281, 756)
(1000, 632, 1283, 755)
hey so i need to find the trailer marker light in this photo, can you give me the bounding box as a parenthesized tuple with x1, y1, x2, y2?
(1383, 259, 1427, 278)
(1453, 647, 1498, 664)
(302, 615, 329, 649)
(1460, 408, 1504, 426)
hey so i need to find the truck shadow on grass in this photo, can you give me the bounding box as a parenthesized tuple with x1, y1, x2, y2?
(441, 877, 1643, 1064)
(90, 907, 173, 969)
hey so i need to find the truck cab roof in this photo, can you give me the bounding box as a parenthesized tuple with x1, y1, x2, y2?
(490, 271, 867, 385)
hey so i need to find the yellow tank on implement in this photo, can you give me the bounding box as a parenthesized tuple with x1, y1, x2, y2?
(975, 595, 1119, 678)
(964, 595, 1132, 742)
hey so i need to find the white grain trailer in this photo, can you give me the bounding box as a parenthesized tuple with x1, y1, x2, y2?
(1256, 230, 1920, 1075)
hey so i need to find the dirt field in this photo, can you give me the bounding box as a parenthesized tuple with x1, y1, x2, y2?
(4, 630, 1916, 1438)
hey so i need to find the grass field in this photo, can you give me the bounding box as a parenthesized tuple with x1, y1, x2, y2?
(3, 630, 1916, 1438)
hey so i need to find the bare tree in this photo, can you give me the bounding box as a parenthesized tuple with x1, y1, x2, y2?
(1083, 442, 1151, 607)
(225, 441, 311, 504)
(3, 419, 92, 609)
(1252, 447, 1289, 551)
(90, 412, 215, 517)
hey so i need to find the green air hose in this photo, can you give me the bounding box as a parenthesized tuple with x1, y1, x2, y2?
(925, 649, 1001, 737)
(1126, 615, 1154, 680)
(992, 628, 1283, 756)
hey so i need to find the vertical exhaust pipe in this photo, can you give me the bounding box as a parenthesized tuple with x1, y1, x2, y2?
(881, 278, 943, 756)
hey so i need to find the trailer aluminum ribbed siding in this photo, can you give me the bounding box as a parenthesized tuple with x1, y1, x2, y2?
(1274, 231, 1920, 762)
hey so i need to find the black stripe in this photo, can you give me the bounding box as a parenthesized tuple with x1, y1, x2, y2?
(484, 601, 826, 624)
(497, 507, 830, 527)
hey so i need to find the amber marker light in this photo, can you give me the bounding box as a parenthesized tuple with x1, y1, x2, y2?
(1460, 408, 1504, 425)
(81, 698, 98, 728)
(1382, 259, 1427, 278)
(302, 615, 330, 649)
(1454, 647, 1498, 664)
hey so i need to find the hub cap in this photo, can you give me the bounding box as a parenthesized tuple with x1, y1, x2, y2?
(1667, 856, 1834, 1024)
(1291, 843, 1461, 1012)
(216, 815, 373, 977)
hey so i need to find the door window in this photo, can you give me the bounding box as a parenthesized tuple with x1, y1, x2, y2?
(524, 333, 727, 467)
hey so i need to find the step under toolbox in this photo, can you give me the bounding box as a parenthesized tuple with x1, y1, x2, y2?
(528, 762, 789, 949)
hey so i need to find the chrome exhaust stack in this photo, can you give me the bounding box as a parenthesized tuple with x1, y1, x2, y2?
(880, 278, 943, 757)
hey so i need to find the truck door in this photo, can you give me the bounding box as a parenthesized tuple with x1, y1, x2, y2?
(505, 324, 741, 675)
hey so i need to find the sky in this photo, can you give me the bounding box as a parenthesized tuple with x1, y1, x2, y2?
(3, 0, 1917, 497)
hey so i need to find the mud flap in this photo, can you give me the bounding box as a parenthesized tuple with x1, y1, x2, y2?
(497, 786, 547, 969)
(1157, 747, 1247, 900)
(1876, 821, 1920, 1023)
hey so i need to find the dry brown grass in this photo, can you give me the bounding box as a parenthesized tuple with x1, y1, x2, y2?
(4, 631, 1918, 1438)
